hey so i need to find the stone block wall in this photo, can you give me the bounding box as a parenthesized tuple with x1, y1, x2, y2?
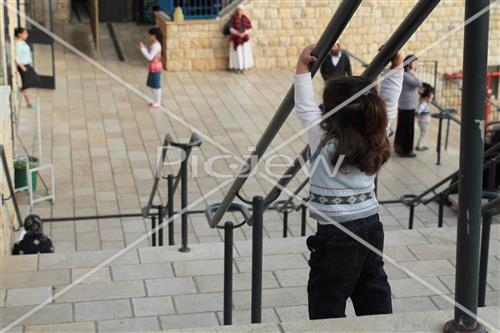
(158, 0, 500, 74)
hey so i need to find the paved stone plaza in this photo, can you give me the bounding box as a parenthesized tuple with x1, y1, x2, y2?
(14, 23, 462, 252)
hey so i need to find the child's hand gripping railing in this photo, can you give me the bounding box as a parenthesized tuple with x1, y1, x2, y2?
(142, 133, 202, 249)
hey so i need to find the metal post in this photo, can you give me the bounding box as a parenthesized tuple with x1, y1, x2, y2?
(167, 174, 175, 246)
(444, 0, 489, 331)
(436, 115, 443, 165)
(151, 215, 157, 247)
(158, 205, 163, 246)
(438, 193, 445, 228)
(408, 204, 415, 230)
(208, 0, 364, 228)
(223, 221, 233, 325)
(478, 160, 496, 307)
(445, 118, 451, 151)
(282, 210, 288, 238)
(301, 204, 307, 237)
(179, 159, 190, 252)
(477, 211, 491, 308)
(251, 196, 264, 324)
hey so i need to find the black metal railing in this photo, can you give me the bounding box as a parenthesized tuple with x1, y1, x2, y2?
(1, 144, 23, 230)
(43, 133, 202, 250)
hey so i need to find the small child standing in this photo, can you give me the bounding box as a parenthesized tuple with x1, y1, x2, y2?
(415, 83, 435, 151)
(140, 28, 163, 108)
(12, 214, 54, 255)
(294, 45, 403, 319)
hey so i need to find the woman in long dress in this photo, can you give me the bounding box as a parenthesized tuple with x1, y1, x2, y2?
(229, 5, 253, 73)
(394, 55, 421, 157)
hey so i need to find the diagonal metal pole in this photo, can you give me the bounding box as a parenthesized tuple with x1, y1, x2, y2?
(444, 0, 489, 331)
(208, 0, 364, 227)
(249, 0, 441, 222)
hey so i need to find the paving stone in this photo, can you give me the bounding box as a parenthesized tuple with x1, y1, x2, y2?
(234, 287, 308, 310)
(274, 269, 308, 287)
(71, 267, 112, 284)
(100, 228, 124, 242)
(75, 299, 132, 321)
(399, 259, 455, 277)
(234, 237, 307, 257)
(418, 227, 457, 244)
(487, 272, 500, 290)
(6, 287, 52, 307)
(0, 255, 38, 272)
(1, 304, 72, 327)
(195, 272, 278, 293)
(54, 281, 145, 303)
(159, 312, 220, 331)
(111, 262, 173, 281)
(174, 292, 223, 314)
(139, 242, 225, 263)
(392, 296, 438, 313)
(98, 317, 160, 332)
(1, 288, 6, 307)
(132, 296, 175, 316)
(390, 277, 449, 298)
(275, 305, 309, 322)
(173, 259, 235, 277)
(145, 277, 197, 296)
(1, 270, 70, 288)
(408, 243, 457, 260)
(383, 246, 418, 262)
(216, 308, 279, 325)
(39, 249, 139, 269)
(24, 322, 96, 333)
(384, 230, 429, 246)
(235, 254, 307, 273)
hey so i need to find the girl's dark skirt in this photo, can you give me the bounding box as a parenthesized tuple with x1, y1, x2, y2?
(17, 64, 40, 90)
(147, 71, 161, 89)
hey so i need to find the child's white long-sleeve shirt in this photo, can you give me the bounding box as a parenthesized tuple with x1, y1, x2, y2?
(141, 41, 162, 61)
(294, 69, 404, 153)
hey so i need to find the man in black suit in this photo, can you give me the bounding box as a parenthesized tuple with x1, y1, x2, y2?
(320, 43, 352, 81)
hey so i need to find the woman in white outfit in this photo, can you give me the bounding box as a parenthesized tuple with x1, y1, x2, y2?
(228, 5, 253, 73)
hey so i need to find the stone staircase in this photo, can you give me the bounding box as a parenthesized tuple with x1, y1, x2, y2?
(1, 225, 499, 332)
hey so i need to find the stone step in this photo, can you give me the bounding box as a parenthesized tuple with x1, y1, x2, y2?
(1, 225, 499, 332)
(167, 307, 500, 333)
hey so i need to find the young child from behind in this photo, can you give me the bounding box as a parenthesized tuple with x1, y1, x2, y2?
(294, 45, 404, 319)
(416, 83, 435, 151)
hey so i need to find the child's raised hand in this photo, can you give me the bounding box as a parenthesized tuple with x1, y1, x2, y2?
(296, 44, 318, 74)
(139, 42, 145, 49)
(378, 44, 403, 69)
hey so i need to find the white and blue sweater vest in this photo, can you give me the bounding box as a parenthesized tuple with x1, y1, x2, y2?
(309, 139, 378, 224)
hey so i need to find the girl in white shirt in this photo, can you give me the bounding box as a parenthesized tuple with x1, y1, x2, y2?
(294, 45, 403, 319)
(14, 27, 40, 109)
(140, 28, 163, 108)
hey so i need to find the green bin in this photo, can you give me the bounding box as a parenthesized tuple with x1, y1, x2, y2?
(14, 157, 39, 191)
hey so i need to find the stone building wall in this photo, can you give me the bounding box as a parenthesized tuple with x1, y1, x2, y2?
(0, 1, 18, 256)
(158, 0, 500, 74)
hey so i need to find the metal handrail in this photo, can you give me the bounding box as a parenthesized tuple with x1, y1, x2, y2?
(241, 0, 441, 227)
